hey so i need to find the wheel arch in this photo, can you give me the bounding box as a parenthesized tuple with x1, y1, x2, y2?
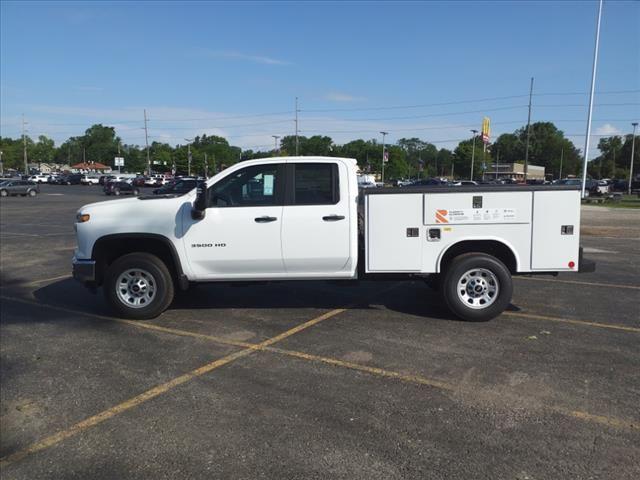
(91, 233, 188, 289)
(437, 238, 520, 274)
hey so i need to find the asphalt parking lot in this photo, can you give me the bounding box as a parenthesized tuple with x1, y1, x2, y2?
(1, 185, 639, 479)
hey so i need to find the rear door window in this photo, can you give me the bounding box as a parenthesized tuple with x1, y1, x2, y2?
(292, 163, 339, 205)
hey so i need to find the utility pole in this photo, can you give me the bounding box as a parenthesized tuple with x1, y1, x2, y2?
(482, 144, 487, 181)
(598, 150, 603, 178)
(611, 144, 616, 178)
(629, 122, 638, 195)
(435, 150, 438, 178)
(22, 114, 28, 174)
(144, 109, 150, 175)
(470, 129, 478, 181)
(204, 152, 208, 178)
(559, 147, 564, 180)
(380, 131, 388, 185)
(0, 150, 3, 176)
(581, 0, 603, 199)
(295, 97, 299, 156)
(272, 135, 280, 155)
(495, 148, 500, 180)
(524, 77, 534, 182)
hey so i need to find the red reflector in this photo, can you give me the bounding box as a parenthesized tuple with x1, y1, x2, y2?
(568, 261, 575, 268)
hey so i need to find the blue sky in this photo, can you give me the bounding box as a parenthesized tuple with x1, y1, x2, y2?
(1, 0, 638, 157)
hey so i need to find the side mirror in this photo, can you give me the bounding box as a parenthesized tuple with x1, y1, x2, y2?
(191, 185, 209, 220)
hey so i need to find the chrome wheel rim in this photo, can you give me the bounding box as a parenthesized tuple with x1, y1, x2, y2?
(116, 268, 156, 308)
(456, 268, 499, 309)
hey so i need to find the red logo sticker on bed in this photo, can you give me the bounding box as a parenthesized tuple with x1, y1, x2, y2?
(435, 209, 449, 224)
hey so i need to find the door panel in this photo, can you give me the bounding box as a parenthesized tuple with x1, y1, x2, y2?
(183, 162, 286, 279)
(183, 206, 284, 277)
(281, 162, 351, 274)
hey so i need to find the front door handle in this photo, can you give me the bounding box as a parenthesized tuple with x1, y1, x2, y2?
(322, 215, 345, 222)
(255, 216, 277, 223)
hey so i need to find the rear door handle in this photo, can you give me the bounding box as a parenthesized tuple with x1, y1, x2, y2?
(322, 215, 345, 222)
(255, 216, 277, 223)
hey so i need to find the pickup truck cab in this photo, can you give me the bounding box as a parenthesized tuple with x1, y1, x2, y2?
(73, 156, 594, 321)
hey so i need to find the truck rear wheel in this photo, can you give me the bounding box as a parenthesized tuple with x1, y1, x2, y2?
(104, 253, 174, 319)
(442, 253, 512, 322)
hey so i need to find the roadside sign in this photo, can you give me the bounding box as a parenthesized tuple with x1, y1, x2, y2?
(481, 117, 490, 144)
(114, 157, 125, 166)
(383, 150, 389, 163)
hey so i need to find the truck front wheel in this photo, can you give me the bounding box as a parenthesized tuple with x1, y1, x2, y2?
(104, 253, 174, 319)
(442, 253, 513, 322)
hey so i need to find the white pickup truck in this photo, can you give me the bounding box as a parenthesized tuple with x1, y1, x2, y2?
(72, 156, 594, 321)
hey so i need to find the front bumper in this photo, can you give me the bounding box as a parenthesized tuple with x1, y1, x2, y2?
(578, 246, 596, 273)
(72, 258, 96, 282)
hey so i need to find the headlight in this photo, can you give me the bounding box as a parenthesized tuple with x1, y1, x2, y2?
(76, 213, 90, 223)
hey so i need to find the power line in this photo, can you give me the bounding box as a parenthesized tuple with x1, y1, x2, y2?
(299, 89, 639, 113)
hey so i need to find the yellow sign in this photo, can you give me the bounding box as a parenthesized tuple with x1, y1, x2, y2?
(482, 117, 490, 144)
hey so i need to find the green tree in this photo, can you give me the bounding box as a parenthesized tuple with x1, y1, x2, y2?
(453, 135, 488, 180)
(0, 136, 30, 171)
(594, 136, 625, 178)
(397, 138, 437, 177)
(31, 135, 55, 164)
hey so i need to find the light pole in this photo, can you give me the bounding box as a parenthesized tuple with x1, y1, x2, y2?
(272, 135, 280, 156)
(581, 0, 603, 199)
(0, 150, 3, 176)
(629, 122, 638, 195)
(524, 77, 534, 181)
(185, 138, 193, 177)
(470, 129, 478, 181)
(380, 131, 388, 185)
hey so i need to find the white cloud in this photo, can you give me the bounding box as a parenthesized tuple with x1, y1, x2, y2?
(324, 92, 366, 103)
(197, 50, 290, 66)
(595, 123, 622, 136)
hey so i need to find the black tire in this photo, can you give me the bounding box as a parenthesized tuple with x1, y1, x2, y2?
(132, 188, 140, 196)
(28, 189, 37, 197)
(441, 253, 513, 322)
(0, 190, 7, 197)
(104, 253, 174, 320)
(114, 188, 120, 196)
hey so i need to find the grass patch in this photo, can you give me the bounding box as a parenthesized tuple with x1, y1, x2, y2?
(584, 195, 640, 209)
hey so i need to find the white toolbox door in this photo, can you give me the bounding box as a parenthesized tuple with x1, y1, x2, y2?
(531, 190, 581, 270)
(367, 194, 422, 272)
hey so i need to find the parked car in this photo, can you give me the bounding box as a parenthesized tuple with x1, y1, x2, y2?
(54, 173, 83, 185)
(145, 174, 170, 187)
(0, 180, 40, 197)
(450, 180, 478, 186)
(152, 178, 204, 195)
(28, 174, 50, 183)
(103, 181, 140, 196)
(132, 176, 147, 187)
(410, 178, 448, 186)
(595, 180, 610, 195)
(81, 175, 101, 186)
(396, 179, 414, 187)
